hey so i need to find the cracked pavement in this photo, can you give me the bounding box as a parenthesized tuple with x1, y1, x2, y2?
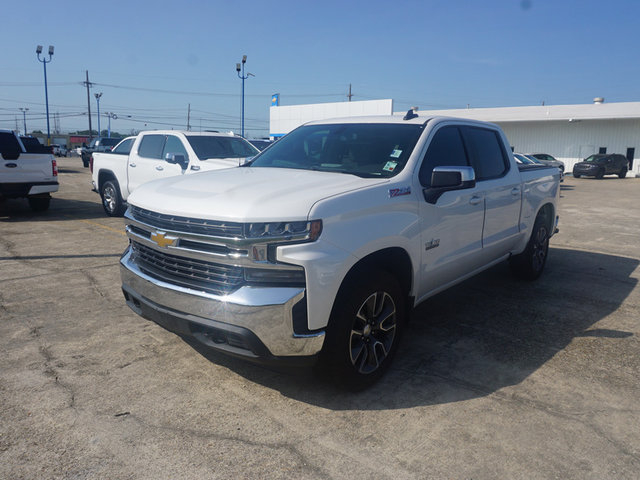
(1, 158, 639, 479)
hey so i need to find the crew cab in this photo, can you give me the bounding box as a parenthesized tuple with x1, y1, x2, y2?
(91, 130, 259, 216)
(1, 130, 58, 211)
(119, 115, 561, 388)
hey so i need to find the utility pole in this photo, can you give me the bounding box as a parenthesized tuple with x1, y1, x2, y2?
(84, 70, 93, 141)
(347, 84, 353, 102)
(187, 103, 191, 131)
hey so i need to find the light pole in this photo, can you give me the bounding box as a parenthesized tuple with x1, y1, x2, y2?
(235, 55, 254, 138)
(35, 45, 54, 145)
(94, 92, 102, 136)
(105, 112, 117, 138)
(19, 107, 29, 135)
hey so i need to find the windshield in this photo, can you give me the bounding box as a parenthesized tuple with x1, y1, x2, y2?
(249, 123, 424, 178)
(186, 135, 259, 160)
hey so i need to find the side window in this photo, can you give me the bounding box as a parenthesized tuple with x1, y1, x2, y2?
(0, 132, 22, 160)
(138, 135, 165, 159)
(461, 127, 508, 181)
(162, 135, 189, 160)
(419, 126, 469, 186)
(112, 138, 134, 155)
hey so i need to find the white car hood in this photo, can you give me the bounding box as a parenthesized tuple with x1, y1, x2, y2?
(128, 167, 387, 221)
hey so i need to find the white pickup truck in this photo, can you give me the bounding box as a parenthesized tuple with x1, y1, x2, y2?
(91, 130, 259, 216)
(119, 114, 561, 388)
(0, 130, 58, 211)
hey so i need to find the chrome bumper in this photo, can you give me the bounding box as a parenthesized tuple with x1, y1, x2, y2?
(120, 247, 325, 362)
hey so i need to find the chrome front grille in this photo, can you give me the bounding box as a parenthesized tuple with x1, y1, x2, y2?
(129, 206, 244, 238)
(131, 241, 243, 295)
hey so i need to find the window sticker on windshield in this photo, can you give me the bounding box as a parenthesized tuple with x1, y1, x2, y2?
(390, 149, 402, 158)
(383, 161, 398, 172)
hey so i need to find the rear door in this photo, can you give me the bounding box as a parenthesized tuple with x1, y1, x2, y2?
(461, 126, 522, 259)
(126, 134, 184, 194)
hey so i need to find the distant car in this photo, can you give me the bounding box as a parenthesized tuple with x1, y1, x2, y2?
(573, 154, 629, 179)
(529, 153, 565, 173)
(248, 139, 273, 151)
(513, 153, 539, 165)
(81, 137, 122, 167)
(51, 144, 68, 157)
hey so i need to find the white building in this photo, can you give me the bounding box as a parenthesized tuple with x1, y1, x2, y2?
(269, 98, 640, 176)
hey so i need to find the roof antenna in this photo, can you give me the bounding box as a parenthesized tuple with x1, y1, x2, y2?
(403, 106, 419, 120)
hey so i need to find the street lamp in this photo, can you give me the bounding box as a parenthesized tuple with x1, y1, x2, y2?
(19, 107, 29, 135)
(94, 92, 103, 136)
(35, 45, 54, 145)
(236, 55, 254, 138)
(104, 112, 117, 138)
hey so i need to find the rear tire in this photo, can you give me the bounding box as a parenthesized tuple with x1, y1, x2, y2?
(318, 269, 405, 390)
(28, 196, 50, 212)
(596, 168, 605, 179)
(619, 167, 627, 178)
(509, 213, 549, 281)
(100, 180, 126, 216)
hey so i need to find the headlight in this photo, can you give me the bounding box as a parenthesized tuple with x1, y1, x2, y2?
(244, 219, 322, 242)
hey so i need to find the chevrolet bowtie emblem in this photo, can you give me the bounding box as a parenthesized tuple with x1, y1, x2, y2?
(150, 231, 177, 248)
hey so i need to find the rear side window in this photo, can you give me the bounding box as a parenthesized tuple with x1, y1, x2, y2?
(460, 127, 509, 180)
(138, 135, 165, 159)
(0, 132, 22, 160)
(112, 138, 135, 155)
(419, 126, 469, 186)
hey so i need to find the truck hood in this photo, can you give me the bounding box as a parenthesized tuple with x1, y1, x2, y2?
(127, 167, 387, 221)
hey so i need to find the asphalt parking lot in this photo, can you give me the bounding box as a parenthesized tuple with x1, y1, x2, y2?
(1, 156, 639, 479)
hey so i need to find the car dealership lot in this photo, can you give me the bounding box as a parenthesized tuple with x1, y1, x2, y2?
(1, 157, 639, 479)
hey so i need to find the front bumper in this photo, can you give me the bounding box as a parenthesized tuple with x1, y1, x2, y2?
(120, 247, 325, 366)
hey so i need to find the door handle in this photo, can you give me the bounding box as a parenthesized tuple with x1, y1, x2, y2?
(129, 163, 136, 168)
(469, 196, 482, 205)
(155, 165, 164, 171)
(4, 163, 17, 168)
(511, 187, 521, 195)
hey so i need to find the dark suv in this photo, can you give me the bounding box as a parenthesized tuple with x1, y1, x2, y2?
(573, 154, 629, 179)
(81, 137, 121, 167)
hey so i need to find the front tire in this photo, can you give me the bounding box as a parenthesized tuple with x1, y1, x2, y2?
(619, 167, 627, 178)
(319, 269, 405, 389)
(596, 168, 605, 179)
(509, 213, 550, 281)
(573, 173, 581, 178)
(100, 180, 126, 216)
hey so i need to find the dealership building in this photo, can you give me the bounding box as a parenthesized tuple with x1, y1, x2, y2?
(269, 98, 640, 176)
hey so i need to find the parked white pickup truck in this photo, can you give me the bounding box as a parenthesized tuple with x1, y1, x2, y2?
(0, 130, 58, 211)
(91, 130, 259, 216)
(119, 114, 561, 388)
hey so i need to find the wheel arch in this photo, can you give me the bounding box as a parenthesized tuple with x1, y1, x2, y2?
(335, 247, 414, 312)
(537, 202, 555, 235)
(97, 169, 118, 192)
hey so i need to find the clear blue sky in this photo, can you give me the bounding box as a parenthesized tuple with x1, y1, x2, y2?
(2, 0, 639, 138)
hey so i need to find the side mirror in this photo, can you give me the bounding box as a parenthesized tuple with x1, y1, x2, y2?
(424, 166, 476, 204)
(165, 153, 189, 170)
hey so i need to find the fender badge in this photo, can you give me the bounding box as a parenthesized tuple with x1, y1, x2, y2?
(389, 186, 411, 198)
(150, 231, 178, 248)
(425, 239, 440, 251)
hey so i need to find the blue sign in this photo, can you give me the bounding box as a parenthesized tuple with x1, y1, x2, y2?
(271, 93, 280, 107)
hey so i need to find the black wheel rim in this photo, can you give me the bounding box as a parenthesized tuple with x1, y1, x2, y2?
(531, 225, 549, 273)
(349, 291, 397, 374)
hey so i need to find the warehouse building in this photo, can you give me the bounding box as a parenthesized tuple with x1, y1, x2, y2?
(269, 98, 640, 177)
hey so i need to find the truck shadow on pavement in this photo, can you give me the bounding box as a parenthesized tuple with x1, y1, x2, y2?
(184, 247, 638, 410)
(0, 197, 115, 222)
